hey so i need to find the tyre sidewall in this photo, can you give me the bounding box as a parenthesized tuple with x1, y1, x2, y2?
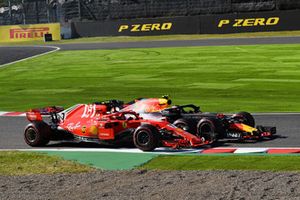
(197, 118, 222, 141)
(133, 124, 158, 151)
(24, 122, 51, 147)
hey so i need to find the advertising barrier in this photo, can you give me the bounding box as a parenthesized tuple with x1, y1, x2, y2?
(71, 16, 199, 37)
(0, 23, 61, 43)
(71, 10, 300, 37)
(200, 10, 300, 34)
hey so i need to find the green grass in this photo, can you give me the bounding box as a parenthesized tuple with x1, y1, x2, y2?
(1, 30, 300, 45)
(141, 155, 300, 171)
(0, 151, 93, 175)
(1, 44, 300, 112)
(2, 152, 300, 175)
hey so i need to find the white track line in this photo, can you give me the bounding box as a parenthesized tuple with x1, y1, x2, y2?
(0, 113, 26, 117)
(234, 148, 269, 154)
(252, 113, 300, 116)
(1, 147, 300, 154)
(0, 45, 60, 69)
(0, 148, 204, 155)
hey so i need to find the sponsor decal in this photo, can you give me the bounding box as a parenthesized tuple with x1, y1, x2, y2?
(122, 122, 127, 128)
(82, 125, 86, 134)
(118, 22, 172, 32)
(0, 23, 60, 42)
(9, 27, 49, 39)
(218, 17, 280, 28)
(66, 122, 81, 131)
(81, 104, 96, 118)
(99, 132, 110, 136)
(89, 125, 98, 135)
(226, 132, 241, 138)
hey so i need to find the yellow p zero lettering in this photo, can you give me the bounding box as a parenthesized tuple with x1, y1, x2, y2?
(266, 17, 279, 25)
(141, 24, 151, 31)
(242, 18, 255, 26)
(254, 18, 265, 26)
(161, 23, 172, 30)
(233, 19, 243, 27)
(218, 19, 230, 27)
(151, 23, 161, 30)
(131, 24, 140, 32)
(118, 25, 128, 32)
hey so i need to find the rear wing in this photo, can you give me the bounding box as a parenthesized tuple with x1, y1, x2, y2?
(26, 106, 64, 122)
(29, 106, 64, 115)
(26, 111, 43, 122)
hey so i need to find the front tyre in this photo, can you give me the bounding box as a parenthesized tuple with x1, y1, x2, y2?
(197, 118, 222, 142)
(133, 124, 159, 151)
(24, 122, 51, 147)
(235, 111, 255, 127)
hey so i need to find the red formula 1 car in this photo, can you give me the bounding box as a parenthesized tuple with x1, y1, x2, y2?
(119, 97, 277, 142)
(24, 101, 209, 151)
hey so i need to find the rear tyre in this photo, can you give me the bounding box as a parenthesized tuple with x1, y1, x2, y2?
(173, 118, 197, 134)
(235, 111, 255, 127)
(197, 118, 223, 142)
(133, 124, 159, 151)
(24, 122, 51, 147)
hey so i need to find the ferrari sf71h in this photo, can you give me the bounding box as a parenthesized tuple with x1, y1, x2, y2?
(24, 101, 210, 151)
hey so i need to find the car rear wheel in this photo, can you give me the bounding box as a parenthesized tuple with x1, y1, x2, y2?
(133, 124, 159, 151)
(24, 122, 51, 147)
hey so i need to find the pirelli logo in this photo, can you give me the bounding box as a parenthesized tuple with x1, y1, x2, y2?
(0, 23, 60, 42)
(118, 23, 172, 32)
(218, 17, 280, 28)
(9, 27, 50, 39)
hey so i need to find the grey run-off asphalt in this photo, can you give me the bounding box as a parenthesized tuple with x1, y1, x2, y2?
(2, 36, 300, 64)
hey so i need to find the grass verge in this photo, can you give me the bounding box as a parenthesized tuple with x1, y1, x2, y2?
(1, 44, 300, 112)
(0, 151, 93, 176)
(1, 30, 300, 45)
(141, 154, 300, 171)
(1, 152, 300, 175)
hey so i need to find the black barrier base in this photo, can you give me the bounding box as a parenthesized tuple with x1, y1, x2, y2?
(71, 10, 300, 37)
(44, 34, 53, 42)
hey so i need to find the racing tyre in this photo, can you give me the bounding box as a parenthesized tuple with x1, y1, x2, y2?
(24, 121, 51, 147)
(133, 124, 159, 151)
(235, 111, 255, 127)
(197, 118, 223, 142)
(173, 118, 197, 134)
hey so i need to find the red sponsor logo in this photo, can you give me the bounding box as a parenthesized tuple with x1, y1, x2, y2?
(9, 27, 49, 39)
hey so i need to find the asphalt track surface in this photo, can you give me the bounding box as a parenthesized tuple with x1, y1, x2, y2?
(1, 36, 300, 149)
(0, 46, 57, 65)
(0, 114, 299, 149)
(55, 36, 300, 50)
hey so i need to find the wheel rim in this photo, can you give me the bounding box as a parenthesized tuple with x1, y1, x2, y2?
(137, 131, 150, 145)
(26, 128, 37, 143)
(176, 123, 189, 131)
(200, 124, 212, 134)
(199, 124, 214, 140)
